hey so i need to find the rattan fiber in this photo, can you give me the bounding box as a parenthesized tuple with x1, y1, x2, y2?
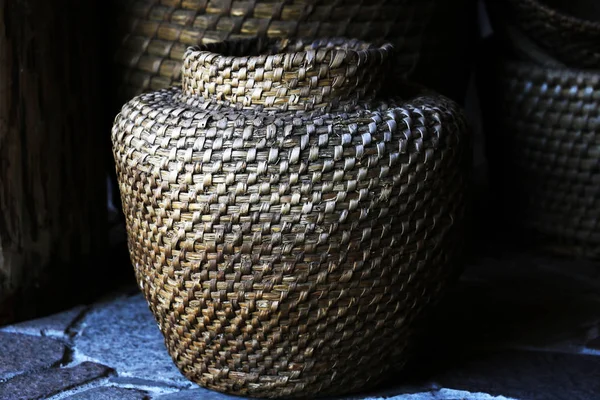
(114, 0, 476, 102)
(481, 57, 600, 259)
(112, 37, 469, 397)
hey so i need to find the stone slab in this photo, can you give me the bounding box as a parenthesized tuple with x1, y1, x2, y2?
(109, 376, 180, 390)
(0, 306, 87, 337)
(0, 362, 113, 400)
(74, 294, 192, 387)
(432, 350, 600, 400)
(63, 386, 150, 399)
(380, 390, 515, 400)
(0, 332, 66, 380)
(153, 388, 248, 400)
(154, 388, 513, 400)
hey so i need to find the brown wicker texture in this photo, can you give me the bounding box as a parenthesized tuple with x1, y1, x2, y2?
(480, 57, 600, 259)
(112, 37, 469, 397)
(485, 0, 600, 69)
(114, 0, 476, 102)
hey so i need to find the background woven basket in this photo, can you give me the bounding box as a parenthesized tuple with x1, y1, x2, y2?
(485, 0, 600, 69)
(113, 0, 476, 103)
(479, 50, 600, 259)
(112, 37, 470, 397)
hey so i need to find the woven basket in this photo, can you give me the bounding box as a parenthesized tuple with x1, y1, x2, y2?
(485, 0, 600, 69)
(112, 37, 469, 398)
(113, 0, 475, 102)
(479, 51, 600, 259)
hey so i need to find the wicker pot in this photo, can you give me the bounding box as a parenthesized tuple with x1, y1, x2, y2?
(112, 37, 469, 398)
(485, 0, 600, 69)
(479, 47, 600, 259)
(113, 0, 476, 102)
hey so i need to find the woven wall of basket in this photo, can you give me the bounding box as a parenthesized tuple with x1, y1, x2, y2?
(113, 0, 476, 103)
(112, 37, 470, 397)
(479, 0, 600, 258)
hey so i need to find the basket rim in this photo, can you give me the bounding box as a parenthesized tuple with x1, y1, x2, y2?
(183, 37, 395, 71)
(515, 0, 600, 34)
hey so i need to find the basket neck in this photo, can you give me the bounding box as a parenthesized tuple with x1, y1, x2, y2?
(181, 38, 393, 111)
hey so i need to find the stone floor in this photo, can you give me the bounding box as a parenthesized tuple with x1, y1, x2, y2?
(1, 243, 599, 400)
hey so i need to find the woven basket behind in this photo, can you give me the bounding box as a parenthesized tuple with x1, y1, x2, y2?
(485, 0, 600, 69)
(112, 37, 470, 397)
(479, 53, 600, 259)
(114, 0, 476, 102)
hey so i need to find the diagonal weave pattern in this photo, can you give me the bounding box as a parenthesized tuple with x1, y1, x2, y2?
(112, 38, 469, 397)
(113, 0, 476, 102)
(482, 60, 600, 259)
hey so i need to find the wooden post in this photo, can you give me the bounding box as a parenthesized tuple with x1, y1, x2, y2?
(0, 0, 108, 324)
